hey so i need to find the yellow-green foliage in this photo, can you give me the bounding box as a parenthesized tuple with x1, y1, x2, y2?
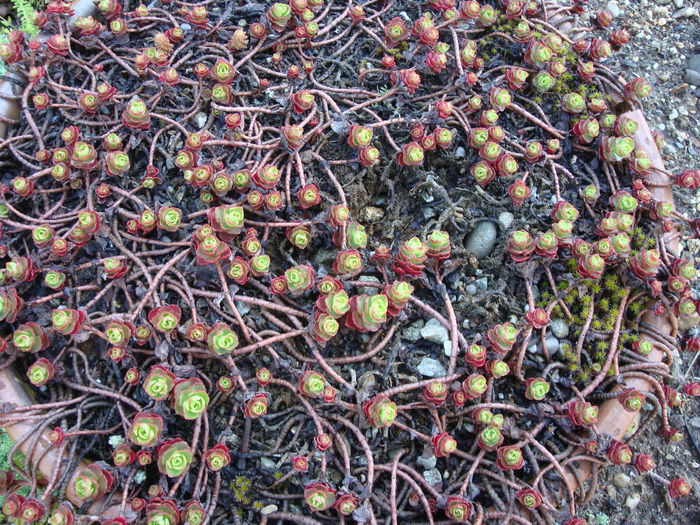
(541, 269, 644, 384)
(0, 0, 41, 74)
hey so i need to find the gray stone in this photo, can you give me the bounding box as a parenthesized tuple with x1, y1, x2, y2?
(360, 206, 384, 223)
(613, 473, 631, 488)
(260, 505, 278, 516)
(687, 70, 700, 87)
(544, 336, 560, 355)
(417, 454, 437, 470)
(527, 336, 560, 357)
(673, 0, 684, 7)
(417, 357, 447, 378)
(606, 1, 621, 17)
(423, 468, 442, 486)
(550, 319, 570, 339)
(673, 6, 697, 17)
(669, 108, 679, 120)
(195, 112, 207, 128)
(455, 146, 466, 159)
(235, 301, 250, 316)
(465, 221, 498, 259)
(465, 284, 477, 295)
(356, 275, 381, 295)
(475, 277, 488, 291)
(687, 54, 700, 74)
(402, 320, 425, 342)
(260, 457, 277, 471)
(421, 318, 449, 344)
(498, 211, 514, 230)
(689, 416, 700, 429)
(606, 484, 617, 499)
(625, 493, 641, 510)
(443, 340, 453, 357)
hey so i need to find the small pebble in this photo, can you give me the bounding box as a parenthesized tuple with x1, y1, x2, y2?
(673, 6, 696, 17)
(614, 473, 631, 489)
(607, 1, 621, 17)
(625, 492, 641, 510)
(550, 318, 570, 339)
(421, 318, 449, 344)
(464, 221, 498, 260)
(687, 70, 700, 87)
(260, 457, 277, 471)
(261, 505, 278, 516)
(402, 320, 424, 342)
(360, 206, 384, 223)
(417, 357, 447, 378)
(465, 284, 477, 295)
(498, 211, 514, 230)
(423, 468, 442, 486)
(417, 454, 437, 470)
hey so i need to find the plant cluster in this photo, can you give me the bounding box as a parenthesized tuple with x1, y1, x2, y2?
(0, 0, 698, 524)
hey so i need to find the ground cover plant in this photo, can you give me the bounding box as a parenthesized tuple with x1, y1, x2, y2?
(0, 0, 698, 523)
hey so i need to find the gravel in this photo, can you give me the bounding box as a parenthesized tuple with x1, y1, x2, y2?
(584, 5, 700, 524)
(588, 0, 699, 178)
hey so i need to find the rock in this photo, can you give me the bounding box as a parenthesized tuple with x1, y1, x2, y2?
(475, 277, 488, 291)
(421, 318, 449, 344)
(465, 284, 477, 295)
(677, 312, 700, 332)
(673, 6, 697, 17)
(195, 112, 207, 128)
(455, 146, 466, 158)
(544, 336, 560, 355)
(443, 340, 453, 357)
(465, 221, 498, 259)
(356, 275, 381, 295)
(498, 211, 514, 230)
(626, 492, 641, 510)
(673, 0, 683, 7)
(360, 206, 384, 223)
(607, 1, 621, 17)
(402, 320, 424, 342)
(687, 70, 700, 87)
(669, 108, 679, 120)
(236, 301, 250, 316)
(614, 473, 632, 488)
(417, 453, 437, 470)
(260, 505, 278, 516)
(550, 319, 569, 339)
(423, 468, 442, 486)
(260, 457, 277, 471)
(688, 54, 700, 73)
(689, 416, 700, 429)
(417, 357, 447, 378)
(527, 336, 560, 357)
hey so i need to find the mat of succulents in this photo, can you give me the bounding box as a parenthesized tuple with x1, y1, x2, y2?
(0, 0, 698, 524)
